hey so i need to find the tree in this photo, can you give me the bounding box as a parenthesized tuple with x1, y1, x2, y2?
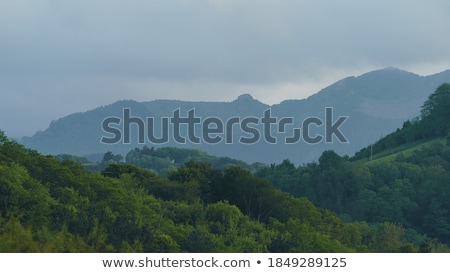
(102, 151, 122, 162)
(420, 83, 450, 136)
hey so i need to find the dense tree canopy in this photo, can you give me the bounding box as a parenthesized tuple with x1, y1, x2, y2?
(421, 83, 450, 136)
(1, 84, 450, 253)
(3, 129, 447, 252)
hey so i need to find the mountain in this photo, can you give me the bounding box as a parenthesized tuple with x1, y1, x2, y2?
(254, 84, 450, 246)
(20, 67, 450, 165)
(2, 130, 434, 253)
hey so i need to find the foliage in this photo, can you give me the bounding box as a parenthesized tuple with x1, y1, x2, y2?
(256, 84, 450, 249)
(352, 83, 450, 161)
(2, 129, 439, 253)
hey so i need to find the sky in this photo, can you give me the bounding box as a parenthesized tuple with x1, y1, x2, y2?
(1, 0, 450, 138)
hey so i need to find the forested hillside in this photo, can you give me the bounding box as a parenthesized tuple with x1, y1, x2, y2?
(2, 130, 447, 252)
(256, 83, 450, 247)
(2, 83, 450, 253)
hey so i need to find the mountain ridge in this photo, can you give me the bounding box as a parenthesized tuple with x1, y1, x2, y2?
(20, 67, 450, 165)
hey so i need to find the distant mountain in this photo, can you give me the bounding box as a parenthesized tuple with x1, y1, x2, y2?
(20, 67, 450, 165)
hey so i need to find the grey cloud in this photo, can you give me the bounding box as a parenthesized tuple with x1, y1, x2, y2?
(1, 0, 450, 137)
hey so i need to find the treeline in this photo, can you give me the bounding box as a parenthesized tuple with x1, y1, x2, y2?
(79, 145, 266, 175)
(256, 83, 450, 248)
(256, 143, 450, 248)
(353, 83, 450, 160)
(1, 131, 444, 253)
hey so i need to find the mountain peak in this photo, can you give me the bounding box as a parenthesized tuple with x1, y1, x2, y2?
(381, 66, 401, 71)
(360, 67, 419, 78)
(236, 93, 254, 102)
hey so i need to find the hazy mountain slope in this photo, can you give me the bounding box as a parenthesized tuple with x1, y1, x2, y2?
(267, 68, 450, 161)
(20, 67, 450, 165)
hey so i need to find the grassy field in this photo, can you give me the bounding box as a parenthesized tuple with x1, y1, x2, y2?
(352, 137, 446, 165)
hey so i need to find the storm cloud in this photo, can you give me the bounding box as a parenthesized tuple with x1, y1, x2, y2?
(1, 0, 450, 137)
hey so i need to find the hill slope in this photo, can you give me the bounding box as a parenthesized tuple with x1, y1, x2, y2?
(254, 83, 450, 246)
(4, 130, 428, 253)
(20, 68, 450, 165)
(3, 82, 450, 252)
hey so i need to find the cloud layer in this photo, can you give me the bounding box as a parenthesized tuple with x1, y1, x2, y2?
(1, 0, 450, 137)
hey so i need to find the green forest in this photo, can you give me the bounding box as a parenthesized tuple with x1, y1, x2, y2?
(1, 83, 449, 253)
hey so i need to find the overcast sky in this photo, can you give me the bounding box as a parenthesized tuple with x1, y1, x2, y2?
(1, 0, 450, 138)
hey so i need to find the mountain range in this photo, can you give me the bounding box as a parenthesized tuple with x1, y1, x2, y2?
(20, 67, 450, 165)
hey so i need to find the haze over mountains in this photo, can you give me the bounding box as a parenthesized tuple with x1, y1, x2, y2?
(20, 67, 450, 165)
